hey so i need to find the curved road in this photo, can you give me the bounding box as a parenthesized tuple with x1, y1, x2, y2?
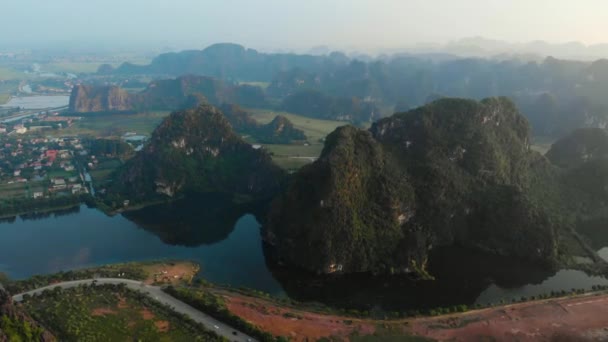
(12, 278, 256, 342)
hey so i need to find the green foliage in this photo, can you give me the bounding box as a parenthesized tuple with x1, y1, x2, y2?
(164, 286, 280, 342)
(0, 195, 88, 219)
(21, 284, 222, 341)
(268, 97, 564, 275)
(6, 262, 148, 294)
(86, 138, 134, 158)
(0, 315, 47, 342)
(546, 128, 608, 168)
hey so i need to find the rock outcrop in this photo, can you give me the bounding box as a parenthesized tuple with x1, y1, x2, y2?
(68, 75, 268, 113)
(69, 85, 134, 113)
(220, 104, 307, 144)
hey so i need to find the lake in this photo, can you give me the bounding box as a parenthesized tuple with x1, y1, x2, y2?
(1, 95, 70, 109)
(1, 199, 608, 311)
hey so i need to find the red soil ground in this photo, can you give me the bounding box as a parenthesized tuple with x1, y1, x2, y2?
(222, 290, 608, 341)
(223, 294, 376, 341)
(409, 294, 608, 341)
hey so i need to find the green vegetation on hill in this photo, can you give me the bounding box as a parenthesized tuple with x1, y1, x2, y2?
(546, 128, 608, 168)
(267, 98, 567, 275)
(104, 104, 286, 209)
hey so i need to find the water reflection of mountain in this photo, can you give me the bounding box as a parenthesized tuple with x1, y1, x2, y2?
(577, 218, 608, 250)
(0, 216, 16, 224)
(122, 194, 267, 246)
(264, 245, 554, 312)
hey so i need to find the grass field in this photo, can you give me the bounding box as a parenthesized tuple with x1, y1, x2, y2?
(43, 62, 109, 74)
(89, 169, 115, 183)
(249, 109, 344, 170)
(22, 284, 219, 341)
(0, 182, 28, 199)
(0, 93, 10, 104)
(0, 66, 26, 80)
(53, 111, 171, 138)
(47, 169, 77, 179)
(90, 159, 123, 184)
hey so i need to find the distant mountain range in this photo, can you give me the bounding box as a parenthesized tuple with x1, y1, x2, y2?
(407, 37, 608, 61)
(96, 42, 608, 137)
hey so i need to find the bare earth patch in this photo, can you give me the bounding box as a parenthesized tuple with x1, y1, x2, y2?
(155, 320, 170, 333)
(223, 294, 376, 341)
(408, 294, 608, 341)
(91, 307, 118, 316)
(117, 296, 128, 309)
(142, 261, 199, 285)
(140, 307, 156, 320)
(220, 289, 608, 341)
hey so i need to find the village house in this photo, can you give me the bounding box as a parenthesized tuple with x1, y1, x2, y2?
(14, 125, 27, 134)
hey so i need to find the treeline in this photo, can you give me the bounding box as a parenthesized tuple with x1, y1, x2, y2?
(0, 194, 91, 219)
(85, 138, 134, 158)
(281, 89, 379, 124)
(0, 314, 48, 341)
(5, 263, 147, 294)
(215, 281, 608, 320)
(164, 286, 287, 342)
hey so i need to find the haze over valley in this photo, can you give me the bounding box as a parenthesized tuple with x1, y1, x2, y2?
(4, 1, 608, 341)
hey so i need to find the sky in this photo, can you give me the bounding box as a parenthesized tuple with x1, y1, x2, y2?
(3, 0, 608, 51)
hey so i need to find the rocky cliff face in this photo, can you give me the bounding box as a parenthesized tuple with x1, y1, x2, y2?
(106, 104, 285, 207)
(69, 75, 267, 113)
(266, 97, 560, 275)
(69, 85, 135, 113)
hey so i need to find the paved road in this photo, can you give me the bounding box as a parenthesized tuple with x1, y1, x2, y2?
(12, 278, 256, 342)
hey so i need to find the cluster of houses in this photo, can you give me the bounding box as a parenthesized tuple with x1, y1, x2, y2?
(0, 136, 89, 199)
(0, 112, 77, 136)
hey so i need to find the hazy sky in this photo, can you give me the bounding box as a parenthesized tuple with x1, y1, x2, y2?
(4, 0, 608, 51)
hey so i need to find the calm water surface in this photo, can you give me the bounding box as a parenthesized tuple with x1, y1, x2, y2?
(0, 204, 283, 294)
(1, 95, 69, 109)
(1, 202, 607, 311)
